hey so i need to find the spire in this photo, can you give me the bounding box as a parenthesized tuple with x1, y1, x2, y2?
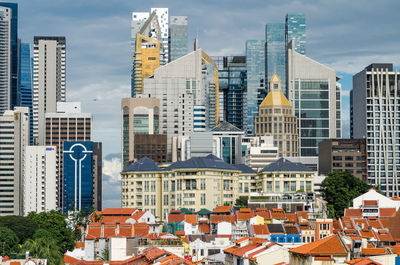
(194, 33, 199, 51)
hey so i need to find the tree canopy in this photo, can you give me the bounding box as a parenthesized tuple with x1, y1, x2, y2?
(0, 215, 38, 244)
(235, 196, 249, 208)
(321, 171, 373, 218)
(0, 227, 19, 257)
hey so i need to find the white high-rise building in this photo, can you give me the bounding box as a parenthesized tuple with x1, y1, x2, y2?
(150, 8, 169, 63)
(0, 107, 29, 216)
(351, 64, 400, 197)
(0, 7, 11, 114)
(32, 36, 66, 145)
(23, 146, 57, 215)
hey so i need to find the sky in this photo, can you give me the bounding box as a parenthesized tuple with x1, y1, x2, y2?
(10, 0, 400, 207)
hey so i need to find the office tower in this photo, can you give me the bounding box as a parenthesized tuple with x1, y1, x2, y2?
(351, 64, 400, 197)
(151, 8, 169, 62)
(285, 14, 306, 55)
(318, 139, 367, 181)
(0, 6, 11, 114)
(92, 142, 102, 211)
(212, 56, 247, 130)
(131, 10, 166, 96)
(23, 146, 57, 215)
(45, 102, 92, 209)
(121, 97, 160, 167)
(0, 107, 29, 216)
(254, 74, 298, 157)
(265, 23, 286, 94)
(142, 48, 219, 159)
(287, 41, 341, 156)
(19, 42, 33, 144)
(246, 40, 266, 135)
(169, 16, 188, 62)
(0, 3, 18, 111)
(33, 36, 66, 145)
(63, 141, 94, 215)
(241, 136, 279, 172)
(211, 121, 244, 164)
(134, 134, 167, 163)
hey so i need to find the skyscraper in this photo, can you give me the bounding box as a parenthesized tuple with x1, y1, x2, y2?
(151, 8, 169, 62)
(285, 13, 306, 55)
(265, 23, 286, 94)
(351, 64, 400, 197)
(0, 6, 12, 114)
(287, 41, 341, 157)
(63, 141, 94, 215)
(169, 16, 188, 62)
(23, 146, 57, 215)
(33, 36, 66, 145)
(92, 142, 102, 211)
(19, 42, 33, 144)
(0, 107, 29, 216)
(0, 2, 18, 111)
(45, 102, 92, 209)
(254, 74, 298, 157)
(246, 40, 266, 135)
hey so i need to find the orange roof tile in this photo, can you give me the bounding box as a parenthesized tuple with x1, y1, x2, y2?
(286, 213, 298, 223)
(252, 224, 270, 235)
(213, 206, 232, 214)
(131, 211, 146, 221)
(168, 212, 185, 223)
(185, 214, 197, 225)
(76, 241, 85, 248)
(298, 211, 308, 220)
(101, 208, 137, 216)
(363, 200, 378, 206)
(199, 224, 210, 234)
(314, 257, 334, 261)
(237, 211, 254, 221)
(255, 211, 271, 220)
(379, 218, 389, 228)
(210, 215, 236, 224)
(379, 208, 396, 218)
(133, 222, 149, 237)
(270, 209, 286, 220)
(175, 231, 185, 236)
(346, 257, 382, 265)
(361, 248, 388, 255)
(392, 197, 400, 201)
(290, 235, 347, 256)
(344, 209, 363, 217)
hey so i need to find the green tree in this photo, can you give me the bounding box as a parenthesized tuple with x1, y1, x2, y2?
(321, 171, 372, 218)
(23, 237, 63, 265)
(27, 210, 75, 253)
(99, 248, 109, 261)
(235, 196, 248, 208)
(0, 215, 38, 244)
(0, 227, 19, 257)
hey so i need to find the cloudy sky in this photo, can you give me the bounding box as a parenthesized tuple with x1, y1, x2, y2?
(13, 0, 400, 207)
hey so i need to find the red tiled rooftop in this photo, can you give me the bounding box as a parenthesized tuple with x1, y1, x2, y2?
(101, 208, 137, 216)
(168, 212, 185, 223)
(314, 257, 334, 261)
(363, 200, 378, 206)
(255, 211, 271, 220)
(237, 211, 254, 221)
(131, 211, 146, 221)
(344, 209, 362, 217)
(347, 257, 382, 265)
(210, 214, 236, 224)
(185, 214, 197, 225)
(213, 206, 232, 213)
(252, 224, 270, 235)
(379, 208, 396, 218)
(290, 235, 347, 256)
(361, 248, 388, 255)
(199, 224, 210, 234)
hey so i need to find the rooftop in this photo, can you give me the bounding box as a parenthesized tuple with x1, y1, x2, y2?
(260, 158, 313, 172)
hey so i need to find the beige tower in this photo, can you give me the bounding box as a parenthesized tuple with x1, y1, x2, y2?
(254, 74, 298, 157)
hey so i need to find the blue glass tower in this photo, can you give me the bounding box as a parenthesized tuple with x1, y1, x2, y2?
(266, 23, 286, 95)
(286, 14, 306, 55)
(19, 42, 33, 144)
(63, 141, 94, 215)
(0, 3, 18, 108)
(169, 16, 188, 62)
(246, 40, 266, 135)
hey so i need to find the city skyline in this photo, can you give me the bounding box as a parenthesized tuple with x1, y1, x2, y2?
(10, 0, 400, 207)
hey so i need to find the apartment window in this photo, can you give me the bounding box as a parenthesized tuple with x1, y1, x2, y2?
(244, 183, 249, 193)
(201, 194, 206, 205)
(163, 195, 168, 206)
(200, 179, 206, 190)
(275, 181, 280, 192)
(163, 181, 168, 191)
(266, 181, 273, 192)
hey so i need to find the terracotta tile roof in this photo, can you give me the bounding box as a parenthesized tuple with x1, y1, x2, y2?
(199, 224, 210, 234)
(344, 209, 363, 217)
(185, 214, 198, 225)
(168, 212, 185, 223)
(234, 237, 250, 243)
(359, 229, 375, 239)
(210, 215, 236, 224)
(392, 196, 400, 201)
(363, 200, 378, 206)
(346, 257, 382, 265)
(270, 209, 286, 220)
(298, 211, 309, 220)
(314, 257, 334, 261)
(285, 213, 298, 223)
(237, 211, 254, 221)
(101, 208, 137, 216)
(361, 248, 388, 255)
(373, 229, 394, 242)
(76, 241, 85, 248)
(255, 211, 271, 220)
(354, 218, 368, 229)
(366, 218, 382, 229)
(284, 225, 299, 234)
(391, 245, 400, 255)
(256, 208, 269, 212)
(133, 223, 149, 237)
(86, 226, 101, 239)
(252, 224, 270, 235)
(379, 208, 396, 218)
(91, 216, 132, 225)
(213, 206, 232, 214)
(379, 218, 389, 228)
(131, 211, 146, 221)
(290, 235, 347, 256)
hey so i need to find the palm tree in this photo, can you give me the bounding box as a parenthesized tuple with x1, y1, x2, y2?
(23, 237, 63, 265)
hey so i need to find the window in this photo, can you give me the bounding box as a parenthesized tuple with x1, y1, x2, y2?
(163, 195, 168, 206)
(163, 181, 168, 191)
(201, 194, 206, 205)
(266, 181, 273, 192)
(200, 179, 206, 190)
(275, 181, 280, 192)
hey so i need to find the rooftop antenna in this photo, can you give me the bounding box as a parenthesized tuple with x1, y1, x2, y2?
(194, 31, 199, 51)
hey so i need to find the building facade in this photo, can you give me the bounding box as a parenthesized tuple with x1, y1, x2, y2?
(133, 134, 167, 163)
(245, 40, 266, 135)
(0, 107, 29, 216)
(45, 102, 92, 209)
(287, 41, 341, 157)
(0, 2, 18, 112)
(285, 13, 306, 55)
(121, 97, 160, 167)
(266, 23, 286, 94)
(254, 74, 298, 157)
(19, 42, 33, 145)
(318, 139, 367, 181)
(93, 142, 102, 211)
(242, 136, 279, 172)
(351, 64, 400, 197)
(0, 6, 12, 114)
(63, 141, 94, 215)
(23, 146, 57, 215)
(33, 36, 66, 145)
(169, 16, 188, 62)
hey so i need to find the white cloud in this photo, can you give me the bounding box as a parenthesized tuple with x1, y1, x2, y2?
(103, 156, 122, 183)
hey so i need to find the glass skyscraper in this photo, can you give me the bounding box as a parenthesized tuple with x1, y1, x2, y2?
(63, 141, 94, 215)
(286, 13, 306, 55)
(0, 3, 18, 108)
(19, 42, 33, 144)
(246, 40, 266, 135)
(169, 16, 188, 62)
(266, 23, 286, 95)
